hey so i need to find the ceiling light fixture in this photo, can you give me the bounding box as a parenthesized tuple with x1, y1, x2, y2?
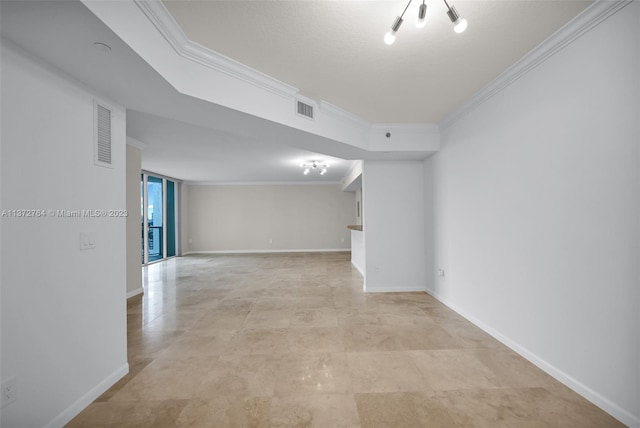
(384, 0, 467, 44)
(445, 0, 468, 33)
(300, 160, 330, 176)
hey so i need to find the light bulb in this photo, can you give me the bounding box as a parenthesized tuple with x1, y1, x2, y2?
(385, 16, 403, 45)
(321, 169, 327, 175)
(304, 168, 310, 175)
(416, 18, 426, 29)
(384, 31, 397, 45)
(454, 18, 467, 33)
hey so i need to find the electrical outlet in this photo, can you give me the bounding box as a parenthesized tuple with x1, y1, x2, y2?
(438, 269, 445, 278)
(1, 377, 17, 408)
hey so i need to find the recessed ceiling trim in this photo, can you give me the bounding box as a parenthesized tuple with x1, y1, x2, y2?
(440, 0, 631, 130)
(128, 0, 612, 138)
(86, 1, 620, 159)
(84, 0, 441, 155)
(134, 0, 298, 99)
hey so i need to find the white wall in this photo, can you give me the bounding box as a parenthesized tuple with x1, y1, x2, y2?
(180, 182, 190, 254)
(0, 42, 128, 427)
(423, 158, 435, 292)
(126, 144, 142, 297)
(350, 230, 365, 276)
(427, 2, 640, 425)
(363, 161, 425, 292)
(184, 184, 355, 253)
(177, 181, 184, 256)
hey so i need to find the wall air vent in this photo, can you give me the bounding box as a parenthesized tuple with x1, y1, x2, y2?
(296, 100, 314, 120)
(94, 101, 114, 168)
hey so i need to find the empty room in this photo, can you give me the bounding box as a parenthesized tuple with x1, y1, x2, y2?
(1, 0, 638, 427)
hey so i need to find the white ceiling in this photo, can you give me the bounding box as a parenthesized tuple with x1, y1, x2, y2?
(1, 0, 593, 183)
(163, 0, 592, 123)
(129, 111, 352, 183)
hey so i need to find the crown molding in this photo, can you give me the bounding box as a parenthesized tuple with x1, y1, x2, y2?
(141, 169, 183, 182)
(185, 181, 343, 186)
(133, 0, 298, 99)
(126, 136, 148, 150)
(320, 101, 371, 129)
(344, 160, 363, 179)
(184, 249, 349, 255)
(372, 123, 439, 132)
(439, 0, 633, 130)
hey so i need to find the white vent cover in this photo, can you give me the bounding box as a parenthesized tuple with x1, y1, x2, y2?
(94, 101, 113, 168)
(296, 100, 314, 119)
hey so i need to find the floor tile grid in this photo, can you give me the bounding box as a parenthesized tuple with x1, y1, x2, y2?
(67, 253, 624, 428)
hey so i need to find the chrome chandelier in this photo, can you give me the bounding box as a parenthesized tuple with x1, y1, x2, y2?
(300, 160, 330, 175)
(384, 0, 467, 45)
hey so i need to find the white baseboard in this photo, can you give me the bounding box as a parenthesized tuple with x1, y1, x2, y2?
(365, 284, 426, 293)
(426, 287, 640, 428)
(126, 287, 143, 299)
(184, 249, 350, 255)
(45, 363, 129, 428)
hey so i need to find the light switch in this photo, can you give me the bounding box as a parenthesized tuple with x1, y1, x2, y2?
(80, 232, 95, 250)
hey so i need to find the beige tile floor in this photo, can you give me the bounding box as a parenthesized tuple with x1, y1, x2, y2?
(68, 252, 624, 427)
